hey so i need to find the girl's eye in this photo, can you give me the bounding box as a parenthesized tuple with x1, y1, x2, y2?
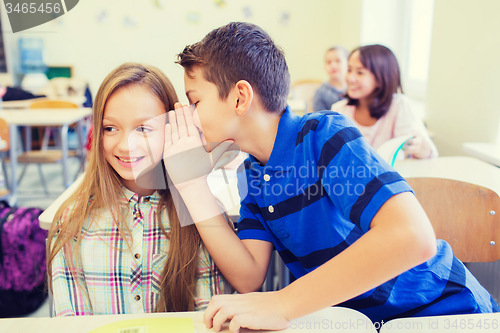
(104, 126, 117, 132)
(137, 126, 152, 133)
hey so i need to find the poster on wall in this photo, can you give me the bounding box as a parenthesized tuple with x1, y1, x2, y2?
(186, 11, 201, 24)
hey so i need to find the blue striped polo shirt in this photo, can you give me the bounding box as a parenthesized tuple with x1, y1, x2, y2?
(237, 107, 499, 323)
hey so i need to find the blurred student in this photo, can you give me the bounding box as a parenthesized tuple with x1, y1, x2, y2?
(332, 44, 437, 158)
(47, 63, 232, 316)
(312, 46, 348, 112)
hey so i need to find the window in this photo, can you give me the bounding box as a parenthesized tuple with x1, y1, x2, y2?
(360, 0, 435, 101)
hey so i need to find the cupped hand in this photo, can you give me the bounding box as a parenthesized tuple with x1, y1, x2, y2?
(163, 103, 238, 188)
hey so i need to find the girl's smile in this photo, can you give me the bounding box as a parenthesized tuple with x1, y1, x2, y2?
(115, 155, 146, 167)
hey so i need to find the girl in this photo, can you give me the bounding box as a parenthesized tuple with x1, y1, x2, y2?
(332, 44, 438, 159)
(46, 63, 232, 316)
(312, 46, 348, 112)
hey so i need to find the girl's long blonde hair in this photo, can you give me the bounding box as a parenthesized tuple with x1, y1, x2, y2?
(47, 62, 202, 312)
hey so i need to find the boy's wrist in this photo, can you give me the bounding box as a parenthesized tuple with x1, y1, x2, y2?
(275, 288, 295, 321)
(174, 176, 210, 195)
(174, 179, 224, 223)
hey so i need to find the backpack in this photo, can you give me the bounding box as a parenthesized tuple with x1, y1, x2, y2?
(0, 202, 48, 317)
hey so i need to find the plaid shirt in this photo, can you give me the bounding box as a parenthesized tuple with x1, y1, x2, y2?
(51, 187, 233, 316)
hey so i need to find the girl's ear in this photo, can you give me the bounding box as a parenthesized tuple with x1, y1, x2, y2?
(234, 80, 253, 116)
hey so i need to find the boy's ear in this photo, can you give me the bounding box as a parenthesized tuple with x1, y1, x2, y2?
(234, 80, 253, 116)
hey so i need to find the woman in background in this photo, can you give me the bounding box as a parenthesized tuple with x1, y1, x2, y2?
(332, 44, 437, 158)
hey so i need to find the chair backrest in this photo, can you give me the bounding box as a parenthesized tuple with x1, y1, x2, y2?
(406, 177, 500, 262)
(0, 117, 9, 151)
(290, 79, 323, 113)
(29, 100, 78, 109)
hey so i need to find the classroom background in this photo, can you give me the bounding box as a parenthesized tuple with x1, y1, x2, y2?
(0, 0, 500, 320)
(1, 0, 499, 156)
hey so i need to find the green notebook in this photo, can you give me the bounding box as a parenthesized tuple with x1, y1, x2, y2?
(89, 317, 195, 333)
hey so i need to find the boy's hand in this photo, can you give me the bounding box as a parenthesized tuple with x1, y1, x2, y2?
(163, 103, 238, 187)
(204, 292, 290, 333)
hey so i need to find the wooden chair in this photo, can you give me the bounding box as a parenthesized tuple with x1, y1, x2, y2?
(406, 177, 500, 262)
(30, 100, 79, 150)
(5, 100, 84, 194)
(290, 79, 323, 114)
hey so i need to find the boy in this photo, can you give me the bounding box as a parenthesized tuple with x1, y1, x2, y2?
(164, 22, 498, 332)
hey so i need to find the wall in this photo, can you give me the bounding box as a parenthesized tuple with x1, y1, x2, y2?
(360, 0, 407, 68)
(336, 0, 362, 54)
(426, 0, 500, 155)
(0, 0, 363, 103)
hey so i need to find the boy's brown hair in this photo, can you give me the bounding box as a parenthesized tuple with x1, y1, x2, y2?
(177, 22, 290, 113)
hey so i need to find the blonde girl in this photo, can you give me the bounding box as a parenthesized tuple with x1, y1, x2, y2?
(47, 63, 232, 316)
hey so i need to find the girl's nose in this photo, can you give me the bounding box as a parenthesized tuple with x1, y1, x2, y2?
(117, 132, 138, 153)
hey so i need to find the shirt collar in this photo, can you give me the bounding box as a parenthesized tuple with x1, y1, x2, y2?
(121, 186, 161, 205)
(249, 106, 301, 170)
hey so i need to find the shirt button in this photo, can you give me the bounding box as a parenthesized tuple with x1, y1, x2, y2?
(135, 212, 142, 219)
(268, 205, 274, 213)
(134, 253, 141, 259)
(264, 174, 271, 181)
(134, 295, 141, 301)
(144, 197, 150, 203)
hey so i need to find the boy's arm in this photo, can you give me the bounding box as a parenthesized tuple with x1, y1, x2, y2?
(164, 104, 273, 292)
(203, 191, 437, 332)
(176, 181, 273, 292)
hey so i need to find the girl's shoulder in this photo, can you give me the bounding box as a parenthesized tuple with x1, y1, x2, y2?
(391, 93, 412, 107)
(331, 98, 349, 111)
(56, 196, 98, 227)
(387, 93, 414, 116)
(388, 93, 424, 126)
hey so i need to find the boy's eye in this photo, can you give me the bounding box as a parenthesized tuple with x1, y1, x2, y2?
(136, 126, 152, 133)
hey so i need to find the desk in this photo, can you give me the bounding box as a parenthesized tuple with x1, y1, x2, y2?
(38, 166, 240, 230)
(393, 156, 500, 196)
(0, 307, 376, 333)
(379, 312, 500, 332)
(2, 96, 87, 109)
(0, 108, 92, 206)
(463, 142, 500, 167)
